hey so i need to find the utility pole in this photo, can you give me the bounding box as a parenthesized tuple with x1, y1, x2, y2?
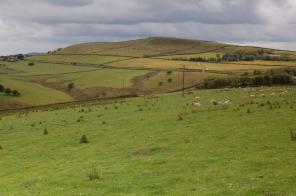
(182, 65, 186, 96)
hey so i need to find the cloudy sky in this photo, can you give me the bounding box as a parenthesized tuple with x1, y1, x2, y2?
(1, 0, 296, 55)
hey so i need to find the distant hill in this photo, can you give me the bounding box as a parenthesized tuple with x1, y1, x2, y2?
(56, 37, 296, 59)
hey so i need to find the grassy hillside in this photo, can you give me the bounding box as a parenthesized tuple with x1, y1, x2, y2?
(56, 37, 227, 57)
(1, 87, 296, 195)
(56, 37, 296, 59)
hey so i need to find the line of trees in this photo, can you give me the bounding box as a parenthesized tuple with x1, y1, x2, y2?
(202, 68, 296, 89)
(0, 84, 21, 96)
(174, 50, 289, 63)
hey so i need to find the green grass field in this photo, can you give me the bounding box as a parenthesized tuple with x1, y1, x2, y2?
(1, 37, 296, 195)
(0, 75, 73, 109)
(4, 61, 96, 76)
(1, 87, 296, 195)
(43, 69, 149, 89)
(27, 55, 130, 66)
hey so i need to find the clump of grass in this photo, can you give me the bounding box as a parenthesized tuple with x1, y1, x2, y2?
(43, 128, 48, 135)
(80, 135, 89, 144)
(87, 164, 100, 181)
(290, 130, 296, 141)
(177, 115, 183, 121)
(247, 109, 251, 113)
(102, 121, 106, 125)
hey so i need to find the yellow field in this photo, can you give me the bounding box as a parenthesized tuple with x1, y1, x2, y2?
(225, 60, 296, 67)
(108, 58, 281, 72)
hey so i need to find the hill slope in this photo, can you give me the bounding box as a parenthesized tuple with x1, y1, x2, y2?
(57, 37, 296, 59)
(1, 87, 296, 195)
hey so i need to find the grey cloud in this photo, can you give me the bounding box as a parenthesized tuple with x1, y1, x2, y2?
(1, 0, 296, 55)
(45, 0, 94, 6)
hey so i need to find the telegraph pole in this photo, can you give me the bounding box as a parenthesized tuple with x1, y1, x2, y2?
(182, 65, 186, 96)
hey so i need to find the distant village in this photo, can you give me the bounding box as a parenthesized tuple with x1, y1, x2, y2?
(0, 54, 25, 62)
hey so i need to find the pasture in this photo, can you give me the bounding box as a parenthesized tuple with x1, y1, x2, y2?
(27, 55, 130, 66)
(0, 87, 296, 195)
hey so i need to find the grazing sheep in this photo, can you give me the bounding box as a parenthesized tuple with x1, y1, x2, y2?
(193, 102, 202, 106)
(212, 99, 231, 106)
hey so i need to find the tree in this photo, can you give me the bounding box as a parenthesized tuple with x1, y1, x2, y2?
(16, 54, 24, 60)
(12, 90, 20, 96)
(0, 84, 4, 92)
(68, 83, 74, 90)
(80, 135, 89, 143)
(4, 88, 11, 95)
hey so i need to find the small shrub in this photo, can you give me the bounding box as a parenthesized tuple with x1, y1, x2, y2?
(12, 90, 20, 96)
(87, 164, 100, 181)
(4, 88, 11, 95)
(166, 70, 172, 75)
(28, 62, 35, 66)
(43, 128, 48, 135)
(80, 135, 89, 143)
(247, 109, 251, 113)
(167, 78, 172, 83)
(177, 115, 183, 121)
(0, 84, 4, 92)
(158, 82, 163, 86)
(68, 83, 74, 90)
(290, 130, 296, 141)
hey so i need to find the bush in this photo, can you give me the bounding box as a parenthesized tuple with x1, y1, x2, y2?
(0, 84, 4, 92)
(28, 62, 35, 66)
(68, 83, 74, 90)
(80, 135, 89, 143)
(166, 70, 172, 75)
(12, 90, 20, 96)
(4, 88, 11, 95)
(43, 128, 48, 135)
(167, 78, 172, 83)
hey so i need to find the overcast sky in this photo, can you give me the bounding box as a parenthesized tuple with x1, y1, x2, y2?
(1, 0, 296, 55)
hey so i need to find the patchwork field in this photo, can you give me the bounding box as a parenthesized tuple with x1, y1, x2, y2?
(108, 58, 281, 72)
(1, 87, 296, 195)
(2, 37, 296, 110)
